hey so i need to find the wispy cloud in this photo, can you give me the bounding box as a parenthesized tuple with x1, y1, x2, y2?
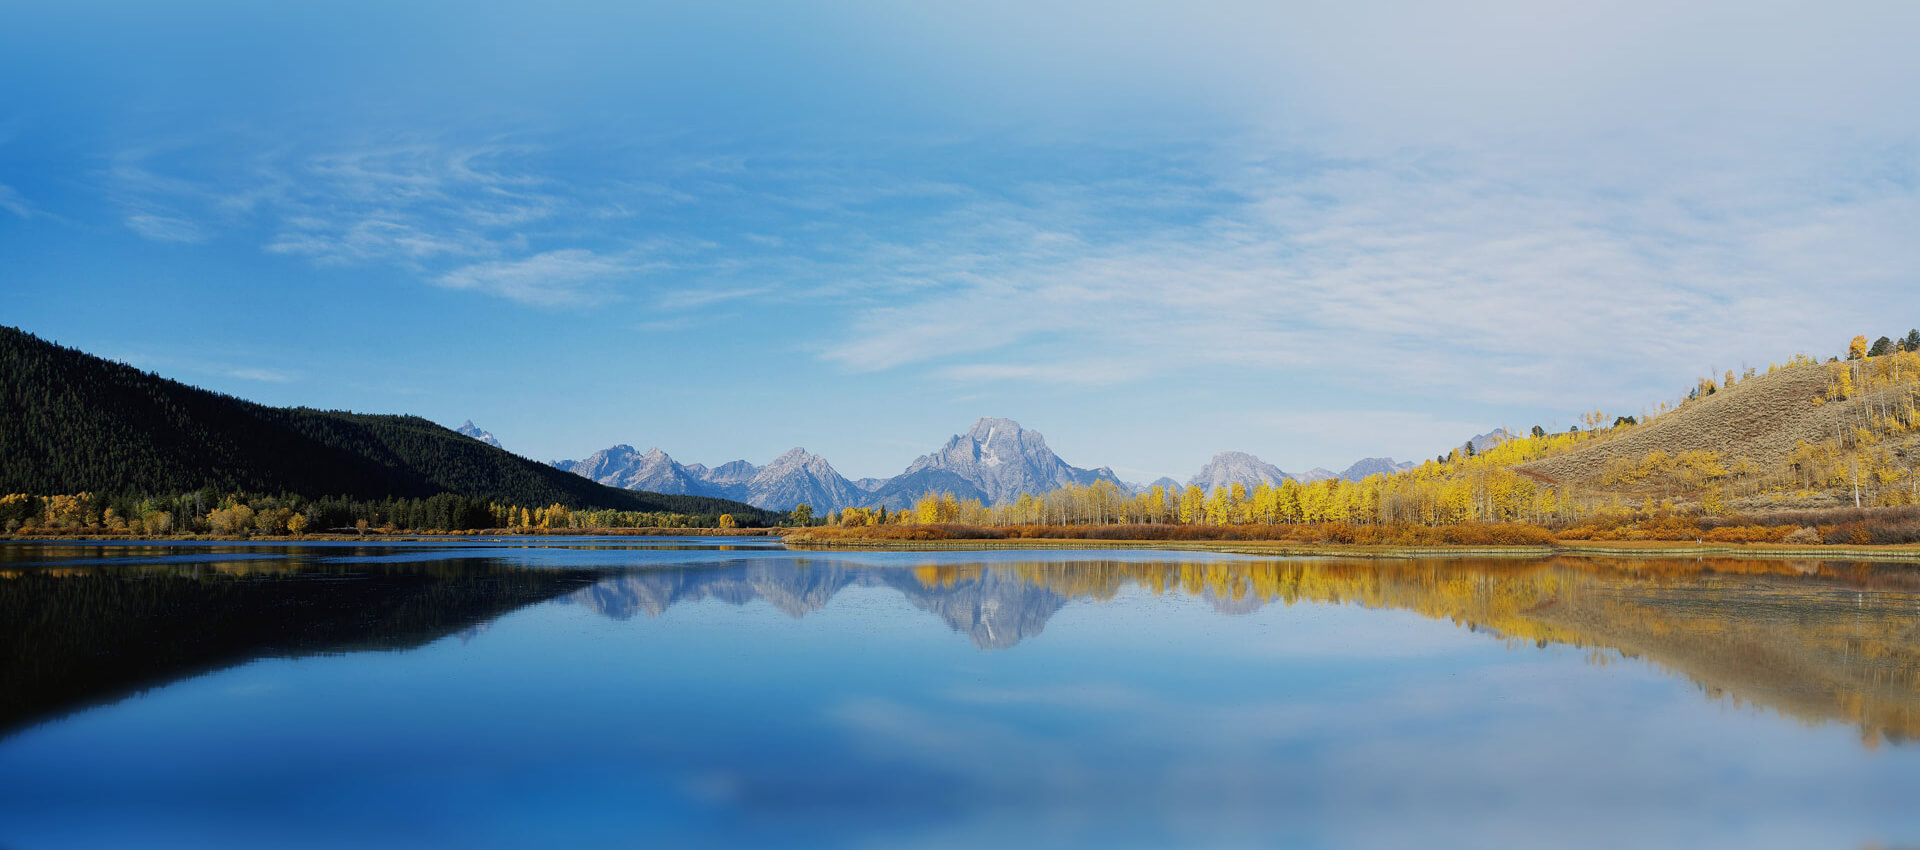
(90, 122, 1920, 422)
(812, 137, 1920, 414)
(938, 360, 1136, 386)
(653, 285, 768, 311)
(0, 184, 35, 219)
(123, 213, 208, 243)
(436, 249, 640, 307)
(105, 139, 582, 291)
(228, 367, 294, 383)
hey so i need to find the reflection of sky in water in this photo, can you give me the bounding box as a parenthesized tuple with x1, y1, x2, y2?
(1, 545, 1917, 849)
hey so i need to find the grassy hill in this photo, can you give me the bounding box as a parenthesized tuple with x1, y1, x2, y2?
(1513, 353, 1920, 513)
(1520, 366, 1832, 487)
(0, 326, 772, 521)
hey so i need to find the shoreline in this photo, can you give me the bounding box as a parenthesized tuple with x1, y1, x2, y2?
(0, 527, 786, 543)
(7, 530, 1920, 562)
(779, 536, 1920, 561)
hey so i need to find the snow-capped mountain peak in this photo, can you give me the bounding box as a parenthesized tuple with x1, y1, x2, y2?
(456, 420, 503, 449)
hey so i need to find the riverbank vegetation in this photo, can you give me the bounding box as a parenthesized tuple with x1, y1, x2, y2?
(0, 490, 773, 537)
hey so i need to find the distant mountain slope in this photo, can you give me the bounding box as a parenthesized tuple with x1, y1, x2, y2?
(743, 448, 862, 511)
(1339, 457, 1414, 481)
(0, 326, 767, 518)
(1469, 429, 1516, 453)
(553, 443, 863, 512)
(862, 468, 992, 509)
(705, 460, 761, 487)
(864, 418, 1124, 508)
(551, 445, 710, 495)
(1186, 451, 1291, 492)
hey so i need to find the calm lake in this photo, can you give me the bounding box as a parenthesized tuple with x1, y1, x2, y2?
(2, 539, 1918, 849)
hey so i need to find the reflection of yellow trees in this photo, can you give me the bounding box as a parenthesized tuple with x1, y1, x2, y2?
(909, 556, 1920, 746)
(911, 564, 983, 589)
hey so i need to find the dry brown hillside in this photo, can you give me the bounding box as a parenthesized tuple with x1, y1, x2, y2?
(1519, 362, 1919, 508)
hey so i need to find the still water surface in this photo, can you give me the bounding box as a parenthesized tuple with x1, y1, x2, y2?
(2, 538, 1918, 849)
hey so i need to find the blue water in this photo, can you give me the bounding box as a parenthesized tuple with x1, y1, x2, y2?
(2, 540, 1917, 849)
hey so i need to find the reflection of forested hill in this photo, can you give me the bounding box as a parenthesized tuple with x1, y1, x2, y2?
(0, 558, 599, 735)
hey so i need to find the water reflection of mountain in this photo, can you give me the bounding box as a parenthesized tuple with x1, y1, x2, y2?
(569, 561, 1068, 649)
(576, 556, 1920, 745)
(7, 549, 1919, 748)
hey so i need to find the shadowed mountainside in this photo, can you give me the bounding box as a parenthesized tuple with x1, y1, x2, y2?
(0, 326, 769, 519)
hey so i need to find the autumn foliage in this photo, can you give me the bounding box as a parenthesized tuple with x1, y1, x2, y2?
(790, 521, 1557, 546)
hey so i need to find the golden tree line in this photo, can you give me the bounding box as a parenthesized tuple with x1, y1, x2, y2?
(826, 425, 1633, 529)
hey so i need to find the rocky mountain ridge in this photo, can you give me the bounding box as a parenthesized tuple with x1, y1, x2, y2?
(1186, 451, 1289, 492)
(544, 417, 1488, 512)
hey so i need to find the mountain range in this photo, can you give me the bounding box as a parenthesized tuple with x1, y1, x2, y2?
(549, 418, 1123, 512)
(540, 416, 1429, 513)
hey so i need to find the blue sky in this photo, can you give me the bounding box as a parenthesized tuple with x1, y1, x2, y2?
(3, 1, 1918, 482)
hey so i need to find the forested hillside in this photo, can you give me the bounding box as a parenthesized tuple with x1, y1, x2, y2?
(0, 326, 770, 521)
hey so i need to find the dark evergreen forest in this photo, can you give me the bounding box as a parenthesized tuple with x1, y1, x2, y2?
(0, 326, 773, 525)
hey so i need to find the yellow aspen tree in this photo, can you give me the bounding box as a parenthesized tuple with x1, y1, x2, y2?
(1278, 479, 1304, 523)
(1179, 486, 1205, 524)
